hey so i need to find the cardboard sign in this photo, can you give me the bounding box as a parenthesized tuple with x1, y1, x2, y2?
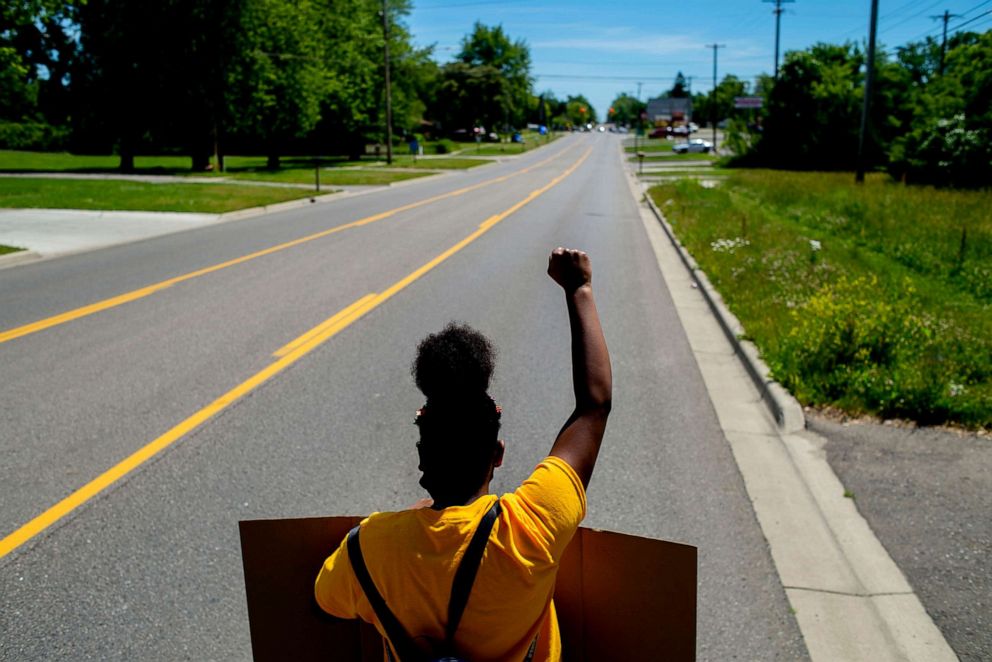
(239, 517, 697, 661)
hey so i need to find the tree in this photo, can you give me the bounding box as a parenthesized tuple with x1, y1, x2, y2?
(750, 43, 865, 169)
(701, 75, 748, 127)
(667, 71, 690, 98)
(456, 22, 532, 129)
(607, 93, 645, 127)
(432, 62, 504, 134)
(890, 31, 992, 186)
(226, 0, 330, 169)
(1, 0, 81, 147)
(564, 94, 596, 126)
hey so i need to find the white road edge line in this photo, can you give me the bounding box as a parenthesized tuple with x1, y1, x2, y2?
(620, 146, 957, 662)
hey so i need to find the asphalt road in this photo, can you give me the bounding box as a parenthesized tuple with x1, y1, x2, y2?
(0, 134, 807, 660)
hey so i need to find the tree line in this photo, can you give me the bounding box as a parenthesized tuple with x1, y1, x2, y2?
(0, 1, 595, 170)
(605, 31, 990, 188)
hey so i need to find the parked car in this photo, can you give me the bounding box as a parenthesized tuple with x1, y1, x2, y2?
(672, 139, 713, 154)
(648, 127, 667, 138)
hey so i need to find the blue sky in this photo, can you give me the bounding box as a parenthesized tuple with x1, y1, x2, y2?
(406, 0, 992, 119)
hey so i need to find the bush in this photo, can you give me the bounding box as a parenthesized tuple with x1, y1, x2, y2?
(431, 139, 457, 155)
(0, 122, 70, 151)
(771, 276, 991, 426)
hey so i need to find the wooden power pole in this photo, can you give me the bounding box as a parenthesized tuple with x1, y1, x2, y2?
(381, 0, 393, 165)
(856, 0, 879, 184)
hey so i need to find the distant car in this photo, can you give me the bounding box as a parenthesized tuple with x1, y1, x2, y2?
(688, 122, 699, 133)
(597, 125, 606, 132)
(672, 139, 713, 154)
(669, 125, 691, 136)
(648, 127, 667, 138)
(512, 132, 524, 143)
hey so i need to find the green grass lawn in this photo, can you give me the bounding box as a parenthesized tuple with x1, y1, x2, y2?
(649, 171, 992, 429)
(624, 143, 674, 153)
(231, 168, 430, 186)
(0, 150, 205, 174)
(630, 152, 718, 162)
(0, 178, 320, 212)
(0, 244, 24, 255)
(377, 156, 489, 169)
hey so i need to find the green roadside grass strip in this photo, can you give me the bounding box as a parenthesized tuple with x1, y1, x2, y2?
(0, 178, 317, 213)
(232, 169, 429, 186)
(630, 153, 718, 162)
(648, 171, 992, 429)
(381, 157, 488, 169)
(624, 144, 674, 153)
(0, 244, 24, 255)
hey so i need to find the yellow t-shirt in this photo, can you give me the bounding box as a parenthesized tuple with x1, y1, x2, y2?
(314, 456, 586, 661)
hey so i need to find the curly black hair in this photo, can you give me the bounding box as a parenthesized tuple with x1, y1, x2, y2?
(412, 322, 495, 399)
(412, 323, 502, 503)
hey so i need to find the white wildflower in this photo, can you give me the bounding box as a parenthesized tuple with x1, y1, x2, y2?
(710, 237, 750, 254)
(949, 383, 965, 397)
(809, 239, 822, 252)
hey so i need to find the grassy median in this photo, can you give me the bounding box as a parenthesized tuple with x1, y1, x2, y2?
(0, 178, 320, 213)
(649, 171, 992, 429)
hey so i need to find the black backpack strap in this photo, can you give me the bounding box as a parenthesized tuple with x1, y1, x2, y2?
(347, 526, 424, 662)
(444, 498, 502, 645)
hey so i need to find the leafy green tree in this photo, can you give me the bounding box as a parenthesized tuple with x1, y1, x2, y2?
(564, 94, 596, 125)
(607, 93, 645, 127)
(751, 43, 865, 169)
(1, 1, 80, 131)
(227, 0, 330, 169)
(890, 31, 992, 186)
(456, 22, 532, 129)
(432, 61, 506, 133)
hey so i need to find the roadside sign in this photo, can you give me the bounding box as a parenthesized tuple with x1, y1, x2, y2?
(734, 96, 763, 109)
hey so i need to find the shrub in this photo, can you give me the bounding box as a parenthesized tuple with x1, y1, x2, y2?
(431, 139, 457, 155)
(771, 276, 991, 426)
(0, 122, 69, 151)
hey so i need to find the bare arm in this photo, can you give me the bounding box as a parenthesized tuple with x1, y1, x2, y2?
(547, 248, 612, 488)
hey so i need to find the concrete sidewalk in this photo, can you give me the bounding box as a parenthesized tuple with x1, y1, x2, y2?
(0, 209, 219, 259)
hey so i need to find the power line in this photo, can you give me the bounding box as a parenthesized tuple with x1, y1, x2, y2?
(879, 0, 946, 34)
(534, 74, 698, 81)
(951, 7, 992, 29)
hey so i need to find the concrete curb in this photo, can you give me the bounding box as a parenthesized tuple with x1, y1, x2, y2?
(0, 249, 41, 270)
(643, 193, 805, 433)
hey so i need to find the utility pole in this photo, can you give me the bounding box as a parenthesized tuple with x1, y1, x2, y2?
(856, 0, 879, 184)
(707, 44, 725, 148)
(931, 10, 959, 75)
(763, 0, 795, 79)
(635, 82, 642, 152)
(381, 0, 393, 165)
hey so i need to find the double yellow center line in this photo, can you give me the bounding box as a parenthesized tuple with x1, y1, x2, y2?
(0, 142, 576, 346)
(0, 147, 592, 559)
